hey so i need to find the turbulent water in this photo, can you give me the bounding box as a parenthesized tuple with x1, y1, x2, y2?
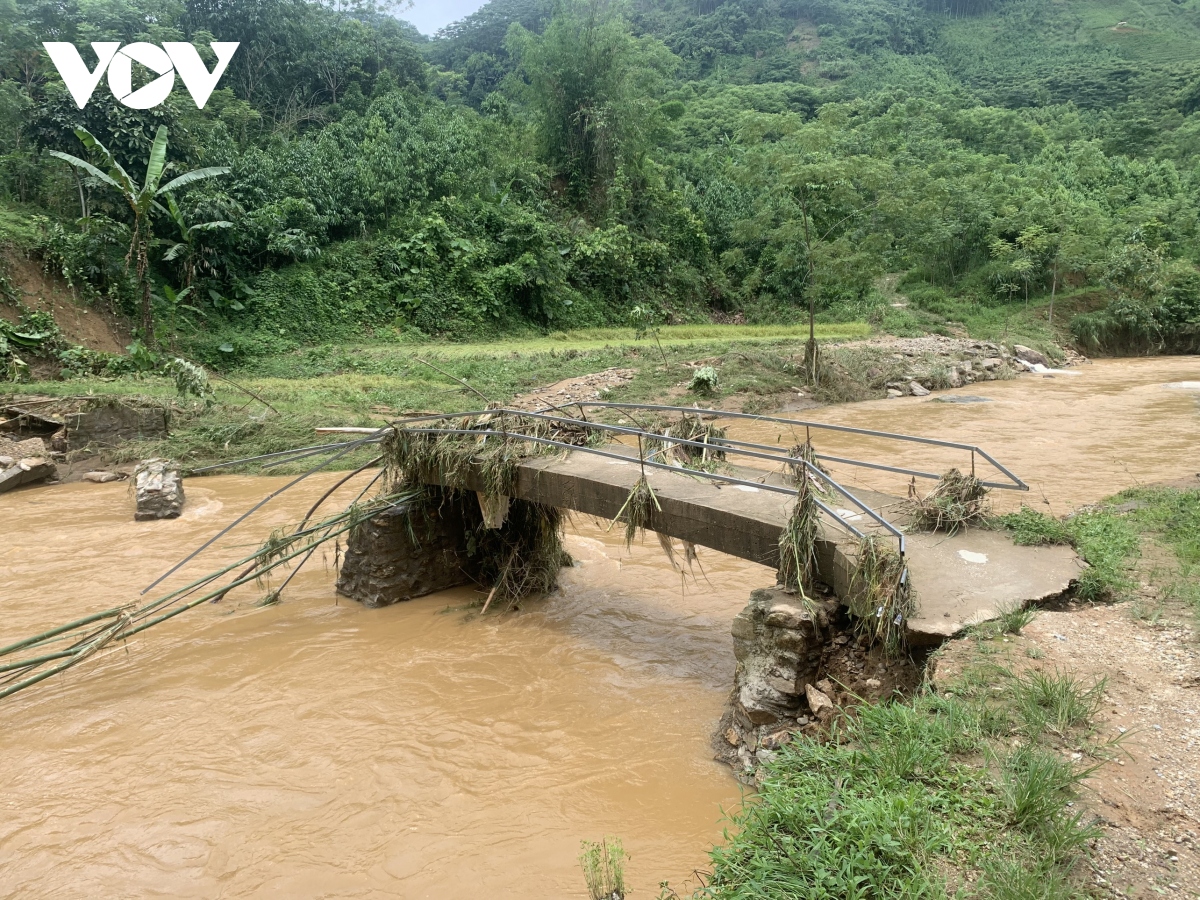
(1, 357, 1196, 898)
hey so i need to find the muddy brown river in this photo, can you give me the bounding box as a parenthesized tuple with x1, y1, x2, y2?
(1, 357, 1196, 898)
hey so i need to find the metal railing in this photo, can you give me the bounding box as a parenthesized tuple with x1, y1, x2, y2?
(189, 403, 1029, 566)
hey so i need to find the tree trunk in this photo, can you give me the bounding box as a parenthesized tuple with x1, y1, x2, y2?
(137, 240, 154, 347)
(1049, 263, 1058, 326)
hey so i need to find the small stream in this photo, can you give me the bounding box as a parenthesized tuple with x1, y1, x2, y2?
(0, 356, 1195, 898)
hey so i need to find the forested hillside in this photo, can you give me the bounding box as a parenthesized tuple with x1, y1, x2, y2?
(1, 0, 1198, 369)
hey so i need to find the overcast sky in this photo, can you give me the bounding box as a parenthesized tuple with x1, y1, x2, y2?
(399, 0, 489, 35)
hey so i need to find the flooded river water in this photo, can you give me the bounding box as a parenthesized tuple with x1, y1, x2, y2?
(1, 356, 1196, 898)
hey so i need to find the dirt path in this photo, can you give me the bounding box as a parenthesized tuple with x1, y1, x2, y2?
(935, 600, 1200, 897)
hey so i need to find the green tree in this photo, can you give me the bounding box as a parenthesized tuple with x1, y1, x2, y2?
(508, 0, 672, 213)
(49, 126, 230, 343)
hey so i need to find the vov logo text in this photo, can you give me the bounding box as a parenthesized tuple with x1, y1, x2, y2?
(42, 42, 240, 111)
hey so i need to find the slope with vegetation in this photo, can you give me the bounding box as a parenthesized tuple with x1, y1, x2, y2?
(0, 0, 1198, 381)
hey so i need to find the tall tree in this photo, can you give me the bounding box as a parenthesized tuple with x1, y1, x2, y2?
(50, 125, 230, 343)
(508, 0, 671, 214)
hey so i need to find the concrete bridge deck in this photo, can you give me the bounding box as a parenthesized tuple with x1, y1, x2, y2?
(424, 446, 1083, 645)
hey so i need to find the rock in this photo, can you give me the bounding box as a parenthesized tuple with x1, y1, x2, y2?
(980, 357, 1002, 371)
(761, 729, 792, 750)
(755, 748, 778, 765)
(864, 678, 882, 689)
(908, 381, 930, 397)
(1013, 344, 1050, 367)
(0, 457, 57, 494)
(766, 602, 812, 630)
(886, 388, 903, 399)
(133, 459, 185, 520)
(83, 471, 124, 484)
(948, 367, 963, 388)
(724, 727, 741, 747)
(0, 436, 47, 460)
(805, 684, 834, 718)
(738, 682, 783, 726)
(816, 678, 836, 696)
(767, 674, 800, 695)
(0, 455, 12, 468)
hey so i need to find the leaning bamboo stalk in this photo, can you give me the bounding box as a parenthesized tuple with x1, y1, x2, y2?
(0, 613, 130, 700)
(0, 649, 76, 674)
(0, 606, 132, 658)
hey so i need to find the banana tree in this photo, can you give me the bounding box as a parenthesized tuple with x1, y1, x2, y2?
(49, 126, 229, 345)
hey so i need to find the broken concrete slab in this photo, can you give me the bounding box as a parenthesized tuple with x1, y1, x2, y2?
(902, 528, 1083, 645)
(133, 459, 184, 520)
(0, 457, 57, 494)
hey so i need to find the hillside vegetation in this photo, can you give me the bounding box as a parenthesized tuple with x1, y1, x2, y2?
(0, 0, 1198, 377)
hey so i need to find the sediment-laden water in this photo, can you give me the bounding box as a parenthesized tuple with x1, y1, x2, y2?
(1, 356, 1195, 897)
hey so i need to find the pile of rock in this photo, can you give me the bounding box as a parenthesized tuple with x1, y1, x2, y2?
(883, 341, 1056, 397)
(133, 459, 185, 520)
(716, 588, 842, 778)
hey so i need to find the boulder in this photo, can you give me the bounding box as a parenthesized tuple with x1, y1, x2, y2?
(886, 388, 903, 399)
(0, 457, 57, 494)
(980, 357, 1002, 371)
(908, 381, 930, 397)
(133, 459, 185, 520)
(1012, 344, 1050, 367)
(804, 683, 834, 717)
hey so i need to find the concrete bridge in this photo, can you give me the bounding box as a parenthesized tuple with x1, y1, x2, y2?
(333, 406, 1081, 645)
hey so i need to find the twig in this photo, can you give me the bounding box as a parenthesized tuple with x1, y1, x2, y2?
(413, 357, 492, 404)
(210, 372, 280, 414)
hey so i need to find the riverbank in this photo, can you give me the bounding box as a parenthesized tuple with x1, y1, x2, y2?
(696, 480, 1200, 900)
(1, 330, 1044, 479)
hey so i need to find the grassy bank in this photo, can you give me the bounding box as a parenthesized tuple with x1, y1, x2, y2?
(699, 662, 1107, 899)
(687, 486, 1199, 899)
(2, 327, 892, 472)
(997, 486, 1200, 617)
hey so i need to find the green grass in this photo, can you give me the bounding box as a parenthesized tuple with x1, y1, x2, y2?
(996, 488, 1200, 614)
(702, 666, 1104, 899)
(356, 322, 870, 357)
(1, 331, 871, 471)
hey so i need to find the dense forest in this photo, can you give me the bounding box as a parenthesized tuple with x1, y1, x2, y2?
(1, 0, 1198, 367)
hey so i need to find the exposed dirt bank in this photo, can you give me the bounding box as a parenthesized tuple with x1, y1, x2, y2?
(933, 593, 1200, 898)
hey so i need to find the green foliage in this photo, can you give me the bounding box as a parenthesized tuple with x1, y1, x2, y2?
(1, 0, 1198, 356)
(703, 681, 1099, 899)
(688, 364, 718, 393)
